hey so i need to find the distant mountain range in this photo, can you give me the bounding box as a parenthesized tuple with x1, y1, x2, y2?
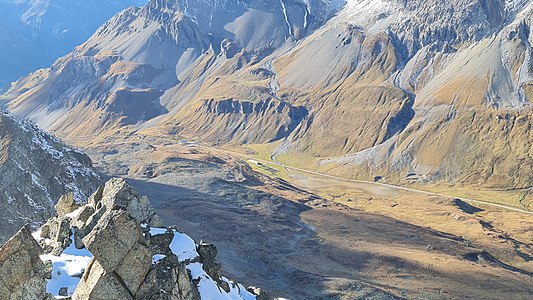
(4, 0, 533, 190)
(0, 0, 146, 89)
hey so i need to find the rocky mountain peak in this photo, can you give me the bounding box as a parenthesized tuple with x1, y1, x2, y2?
(0, 178, 269, 299)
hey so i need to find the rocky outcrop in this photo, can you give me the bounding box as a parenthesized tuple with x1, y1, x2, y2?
(15, 177, 268, 299)
(178, 98, 308, 143)
(55, 193, 81, 218)
(0, 225, 51, 300)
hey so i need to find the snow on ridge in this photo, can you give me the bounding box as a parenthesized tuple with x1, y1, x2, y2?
(149, 227, 257, 300)
(1, 108, 99, 203)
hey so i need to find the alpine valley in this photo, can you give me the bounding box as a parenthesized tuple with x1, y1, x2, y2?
(0, 0, 533, 299)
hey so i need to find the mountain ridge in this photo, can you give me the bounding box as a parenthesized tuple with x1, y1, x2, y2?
(5, 0, 533, 190)
(0, 109, 101, 244)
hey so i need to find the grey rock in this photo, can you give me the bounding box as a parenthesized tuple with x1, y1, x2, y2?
(59, 287, 68, 296)
(83, 210, 142, 272)
(71, 205, 95, 228)
(100, 178, 159, 225)
(116, 242, 152, 294)
(88, 184, 105, 209)
(73, 259, 133, 300)
(72, 227, 85, 250)
(135, 260, 200, 300)
(50, 217, 72, 255)
(0, 225, 49, 300)
(55, 192, 80, 218)
(197, 242, 223, 288)
(147, 229, 173, 255)
(81, 206, 107, 237)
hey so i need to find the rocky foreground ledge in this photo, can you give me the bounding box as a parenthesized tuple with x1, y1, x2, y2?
(0, 178, 270, 300)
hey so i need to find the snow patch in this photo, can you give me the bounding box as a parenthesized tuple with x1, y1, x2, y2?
(39, 235, 93, 298)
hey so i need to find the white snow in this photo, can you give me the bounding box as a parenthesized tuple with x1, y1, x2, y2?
(31, 228, 51, 246)
(150, 227, 199, 261)
(169, 230, 199, 261)
(279, 0, 293, 37)
(148, 226, 256, 299)
(149, 227, 168, 235)
(63, 206, 84, 219)
(186, 263, 257, 300)
(38, 235, 93, 298)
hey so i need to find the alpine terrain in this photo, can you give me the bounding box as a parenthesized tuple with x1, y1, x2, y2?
(0, 178, 268, 299)
(1, 0, 533, 299)
(4, 0, 533, 193)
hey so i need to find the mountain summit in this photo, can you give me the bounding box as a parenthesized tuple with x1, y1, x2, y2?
(0, 178, 269, 299)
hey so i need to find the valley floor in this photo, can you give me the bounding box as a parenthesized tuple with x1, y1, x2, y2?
(77, 133, 532, 299)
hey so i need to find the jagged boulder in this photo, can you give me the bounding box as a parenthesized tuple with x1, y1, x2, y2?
(55, 192, 81, 218)
(82, 210, 143, 272)
(99, 178, 161, 226)
(0, 225, 51, 300)
(49, 217, 72, 255)
(136, 259, 200, 300)
(116, 242, 152, 294)
(73, 259, 133, 300)
(197, 242, 225, 290)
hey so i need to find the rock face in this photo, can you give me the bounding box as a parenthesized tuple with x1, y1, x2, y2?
(11, 177, 267, 299)
(0, 109, 101, 245)
(0, 225, 51, 300)
(55, 193, 81, 218)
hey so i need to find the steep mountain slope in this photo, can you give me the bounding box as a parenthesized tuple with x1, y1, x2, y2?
(5, 0, 533, 190)
(0, 0, 145, 89)
(0, 109, 100, 244)
(1, 0, 339, 142)
(317, 0, 533, 189)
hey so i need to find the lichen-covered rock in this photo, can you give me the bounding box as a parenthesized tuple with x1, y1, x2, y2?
(88, 184, 104, 209)
(116, 242, 152, 294)
(50, 217, 72, 255)
(72, 205, 95, 228)
(135, 259, 200, 300)
(55, 192, 80, 218)
(82, 210, 142, 272)
(100, 178, 161, 226)
(72, 259, 133, 300)
(80, 206, 107, 237)
(0, 225, 51, 300)
(197, 242, 224, 288)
